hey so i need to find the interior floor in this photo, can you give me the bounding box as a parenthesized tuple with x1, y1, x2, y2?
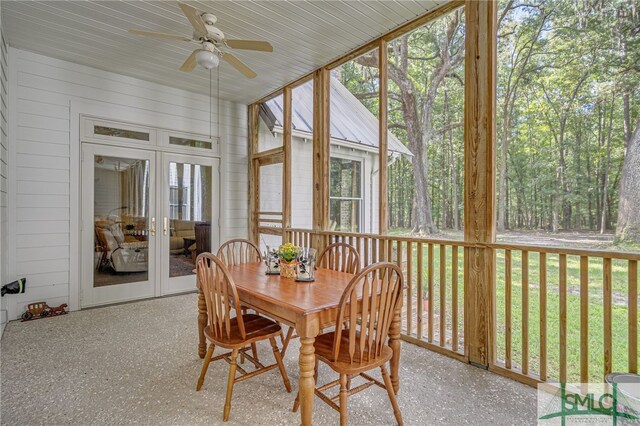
(1, 293, 537, 425)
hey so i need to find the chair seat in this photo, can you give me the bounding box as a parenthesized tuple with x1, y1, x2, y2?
(314, 330, 393, 374)
(204, 314, 282, 348)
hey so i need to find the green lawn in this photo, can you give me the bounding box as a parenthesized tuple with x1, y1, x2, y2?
(396, 241, 639, 383)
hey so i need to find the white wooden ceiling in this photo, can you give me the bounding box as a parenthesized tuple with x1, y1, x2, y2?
(2, 0, 443, 104)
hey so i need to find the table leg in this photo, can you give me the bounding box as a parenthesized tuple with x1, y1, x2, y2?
(389, 306, 401, 394)
(299, 336, 315, 425)
(297, 317, 319, 426)
(198, 288, 207, 359)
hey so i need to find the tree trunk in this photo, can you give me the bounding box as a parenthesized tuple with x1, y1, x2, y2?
(497, 105, 509, 232)
(600, 94, 614, 234)
(615, 117, 640, 244)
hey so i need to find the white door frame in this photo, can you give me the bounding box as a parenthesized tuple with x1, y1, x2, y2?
(70, 99, 222, 311)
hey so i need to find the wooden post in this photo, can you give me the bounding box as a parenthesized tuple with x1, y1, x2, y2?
(312, 68, 330, 249)
(463, 0, 497, 368)
(378, 39, 389, 235)
(282, 86, 292, 238)
(248, 103, 260, 245)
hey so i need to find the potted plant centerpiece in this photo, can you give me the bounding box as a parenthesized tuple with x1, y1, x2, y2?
(276, 243, 300, 279)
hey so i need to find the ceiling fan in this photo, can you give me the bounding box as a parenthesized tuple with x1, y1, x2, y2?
(128, 2, 273, 79)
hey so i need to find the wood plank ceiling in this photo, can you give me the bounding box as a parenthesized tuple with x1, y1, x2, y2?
(2, 0, 442, 104)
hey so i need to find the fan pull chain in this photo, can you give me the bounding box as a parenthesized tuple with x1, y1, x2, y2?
(217, 66, 220, 139)
(209, 68, 213, 139)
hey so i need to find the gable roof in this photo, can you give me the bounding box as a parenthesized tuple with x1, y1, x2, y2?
(262, 77, 412, 157)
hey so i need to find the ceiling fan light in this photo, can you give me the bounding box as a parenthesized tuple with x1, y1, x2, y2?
(196, 50, 219, 69)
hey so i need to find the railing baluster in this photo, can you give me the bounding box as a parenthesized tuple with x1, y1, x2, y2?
(417, 242, 424, 340)
(560, 253, 567, 383)
(428, 243, 434, 343)
(452, 245, 459, 353)
(603, 257, 612, 376)
(505, 249, 512, 370)
(406, 241, 413, 337)
(580, 255, 589, 383)
(630, 260, 638, 374)
(283, 228, 640, 386)
(440, 244, 446, 347)
(522, 250, 529, 376)
(539, 252, 547, 382)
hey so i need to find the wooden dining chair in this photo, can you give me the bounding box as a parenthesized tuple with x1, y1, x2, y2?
(195, 253, 292, 422)
(217, 238, 263, 362)
(293, 262, 404, 426)
(217, 238, 263, 266)
(317, 241, 361, 274)
(281, 241, 361, 357)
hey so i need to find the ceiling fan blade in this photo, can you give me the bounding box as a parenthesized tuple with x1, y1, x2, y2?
(225, 39, 273, 52)
(222, 52, 257, 79)
(178, 2, 208, 35)
(180, 50, 199, 72)
(128, 29, 191, 42)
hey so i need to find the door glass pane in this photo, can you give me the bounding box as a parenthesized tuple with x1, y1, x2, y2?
(168, 162, 212, 278)
(94, 155, 149, 286)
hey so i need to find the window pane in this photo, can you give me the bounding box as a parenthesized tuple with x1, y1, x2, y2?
(169, 136, 211, 149)
(94, 125, 149, 141)
(330, 158, 362, 198)
(330, 199, 361, 233)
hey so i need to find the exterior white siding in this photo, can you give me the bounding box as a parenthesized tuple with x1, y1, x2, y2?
(0, 5, 9, 336)
(257, 124, 379, 237)
(6, 48, 248, 321)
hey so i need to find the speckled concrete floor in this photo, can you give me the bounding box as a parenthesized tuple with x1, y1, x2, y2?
(1, 294, 537, 425)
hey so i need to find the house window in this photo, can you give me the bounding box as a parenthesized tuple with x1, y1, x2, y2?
(94, 125, 150, 141)
(329, 157, 362, 232)
(169, 136, 212, 149)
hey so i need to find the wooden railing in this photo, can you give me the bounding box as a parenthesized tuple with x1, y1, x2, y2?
(489, 242, 639, 386)
(285, 228, 640, 387)
(286, 228, 469, 362)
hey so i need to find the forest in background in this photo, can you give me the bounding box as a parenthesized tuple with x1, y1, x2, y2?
(339, 0, 639, 245)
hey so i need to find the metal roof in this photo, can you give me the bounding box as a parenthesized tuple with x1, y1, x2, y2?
(263, 77, 413, 157)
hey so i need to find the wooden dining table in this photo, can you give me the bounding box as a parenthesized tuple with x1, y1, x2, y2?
(195, 262, 402, 425)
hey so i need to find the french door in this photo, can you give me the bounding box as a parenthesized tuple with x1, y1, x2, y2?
(81, 145, 219, 307)
(160, 153, 219, 295)
(81, 144, 157, 307)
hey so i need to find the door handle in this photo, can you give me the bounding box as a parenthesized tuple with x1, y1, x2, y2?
(150, 217, 156, 236)
(163, 217, 168, 236)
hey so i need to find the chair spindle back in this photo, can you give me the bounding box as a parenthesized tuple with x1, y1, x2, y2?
(217, 239, 262, 266)
(196, 253, 245, 341)
(318, 242, 360, 274)
(333, 262, 403, 364)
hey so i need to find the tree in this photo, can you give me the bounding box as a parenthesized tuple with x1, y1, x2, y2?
(496, 2, 550, 231)
(615, 117, 640, 243)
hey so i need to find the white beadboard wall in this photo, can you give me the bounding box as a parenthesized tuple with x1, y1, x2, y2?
(6, 48, 248, 321)
(1, 5, 9, 336)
